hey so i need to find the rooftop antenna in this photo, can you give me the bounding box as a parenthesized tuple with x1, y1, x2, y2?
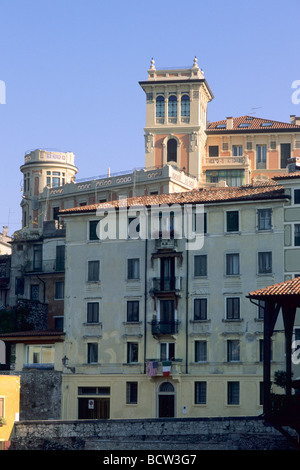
(249, 107, 262, 116)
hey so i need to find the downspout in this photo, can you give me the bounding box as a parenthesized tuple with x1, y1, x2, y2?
(144, 237, 148, 374)
(185, 247, 189, 374)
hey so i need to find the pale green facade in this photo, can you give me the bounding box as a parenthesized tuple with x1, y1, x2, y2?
(61, 195, 287, 419)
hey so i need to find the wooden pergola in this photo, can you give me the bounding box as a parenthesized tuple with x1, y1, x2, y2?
(247, 277, 300, 434)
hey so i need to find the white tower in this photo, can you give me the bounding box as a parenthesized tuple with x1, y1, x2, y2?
(20, 149, 78, 232)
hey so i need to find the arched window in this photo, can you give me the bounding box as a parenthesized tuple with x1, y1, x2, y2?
(181, 94, 190, 117)
(168, 95, 177, 117)
(156, 95, 165, 118)
(159, 382, 174, 393)
(167, 139, 177, 162)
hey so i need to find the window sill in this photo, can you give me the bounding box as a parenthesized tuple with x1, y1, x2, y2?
(190, 319, 211, 323)
(223, 318, 244, 322)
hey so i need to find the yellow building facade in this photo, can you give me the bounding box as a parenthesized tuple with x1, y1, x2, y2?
(0, 375, 20, 449)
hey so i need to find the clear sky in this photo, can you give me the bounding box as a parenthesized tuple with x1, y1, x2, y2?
(0, 0, 299, 235)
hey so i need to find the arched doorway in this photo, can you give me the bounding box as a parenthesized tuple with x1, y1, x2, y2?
(157, 381, 175, 418)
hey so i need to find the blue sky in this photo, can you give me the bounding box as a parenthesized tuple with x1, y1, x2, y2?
(0, 0, 299, 234)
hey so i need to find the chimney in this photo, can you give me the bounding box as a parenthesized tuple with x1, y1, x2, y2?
(291, 115, 296, 124)
(2, 226, 7, 238)
(226, 117, 233, 129)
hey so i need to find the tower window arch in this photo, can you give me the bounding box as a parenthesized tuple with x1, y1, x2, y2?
(167, 138, 177, 163)
(181, 94, 190, 117)
(168, 95, 177, 117)
(156, 95, 165, 118)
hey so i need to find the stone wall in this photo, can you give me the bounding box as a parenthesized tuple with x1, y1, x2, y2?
(3, 370, 62, 420)
(10, 416, 298, 450)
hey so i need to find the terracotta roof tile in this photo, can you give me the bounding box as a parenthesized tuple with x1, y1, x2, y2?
(273, 171, 300, 180)
(207, 115, 300, 132)
(59, 183, 287, 215)
(249, 277, 300, 298)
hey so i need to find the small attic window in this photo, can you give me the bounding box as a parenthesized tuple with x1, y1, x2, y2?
(245, 116, 253, 121)
(238, 123, 250, 128)
(216, 124, 226, 128)
(261, 122, 273, 127)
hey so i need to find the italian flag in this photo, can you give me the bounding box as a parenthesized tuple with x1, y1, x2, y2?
(162, 361, 172, 376)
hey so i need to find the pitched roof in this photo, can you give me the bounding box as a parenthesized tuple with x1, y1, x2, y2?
(60, 182, 287, 215)
(206, 115, 300, 133)
(273, 171, 300, 181)
(248, 277, 300, 298)
(0, 329, 65, 342)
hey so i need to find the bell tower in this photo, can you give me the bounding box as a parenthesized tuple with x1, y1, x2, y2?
(139, 58, 213, 180)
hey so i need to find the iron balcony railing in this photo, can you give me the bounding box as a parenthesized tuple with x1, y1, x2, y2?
(24, 259, 65, 273)
(151, 319, 180, 335)
(151, 277, 182, 293)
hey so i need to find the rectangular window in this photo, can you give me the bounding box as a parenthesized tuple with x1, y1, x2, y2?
(15, 277, 24, 295)
(258, 300, 265, 319)
(256, 145, 267, 169)
(127, 300, 139, 322)
(194, 254, 207, 277)
(228, 382, 240, 405)
(126, 382, 138, 404)
(194, 382, 207, 405)
(193, 211, 207, 234)
(30, 284, 39, 300)
(127, 258, 140, 280)
(194, 298, 207, 321)
(56, 245, 65, 271)
(89, 220, 100, 241)
(55, 281, 64, 299)
(88, 260, 100, 282)
(88, 343, 98, 364)
(258, 252, 272, 274)
(226, 297, 240, 320)
(226, 253, 240, 276)
(280, 143, 291, 169)
(294, 189, 300, 204)
(227, 340, 240, 362)
(295, 224, 300, 246)
(160, 342, 175, 361)
(127, 342, 138, 363)
(87, 302, 99, 323)
(226, 211, 239, 232)
(209, 145, 219, 157)
(232, 145, 243, 156)
(33, 244, 42, 271)
(258, 209, 272, 230)
(27, 345, 55, 365)
(195, 340, 207, 362)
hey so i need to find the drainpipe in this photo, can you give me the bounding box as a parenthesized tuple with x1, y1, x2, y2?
(185, 247, 189, 374)
(144, 237, 148, 374)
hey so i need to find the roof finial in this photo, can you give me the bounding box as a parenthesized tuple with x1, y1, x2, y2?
(193, 56, 198, 68)
(149, 57, 156, 70)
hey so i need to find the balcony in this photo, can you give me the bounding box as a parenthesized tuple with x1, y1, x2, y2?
(150, 277, 182, 293)
(24, 259, 65, 274)
(203, 155, 250, 170)
(151, 319, 180, 336)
